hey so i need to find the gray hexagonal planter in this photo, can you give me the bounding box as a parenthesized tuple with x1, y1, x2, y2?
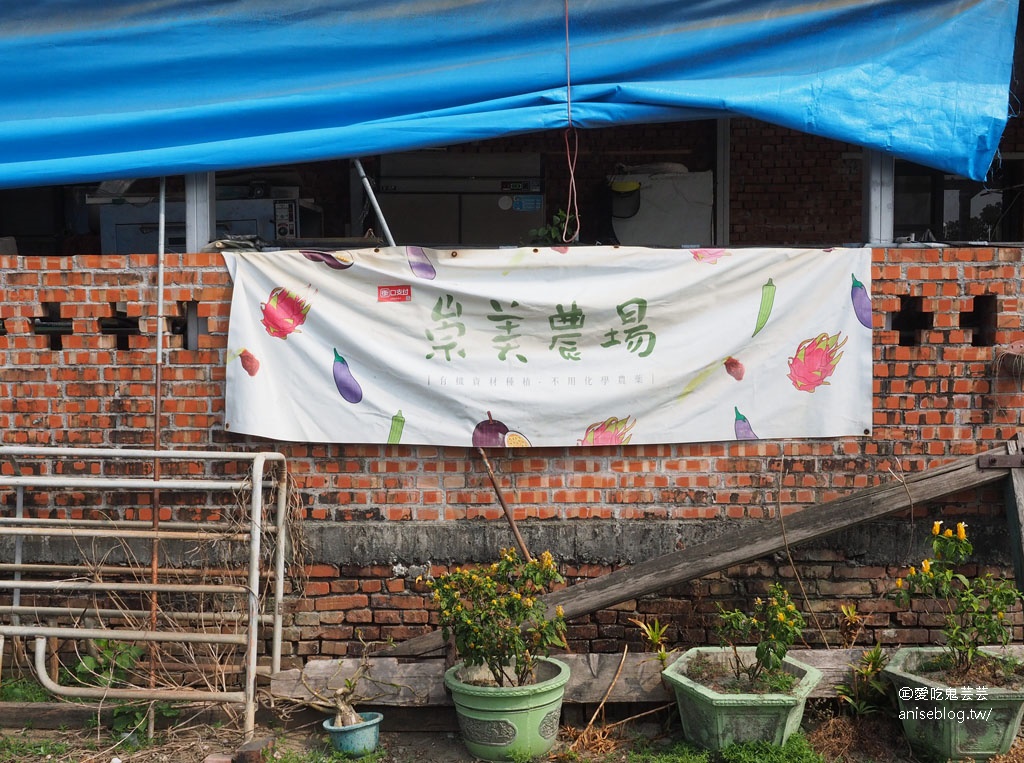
(661, 646, 822, 751)
(883, 647, 1024, 761)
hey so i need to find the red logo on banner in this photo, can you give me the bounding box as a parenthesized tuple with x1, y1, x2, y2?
(378, 285, 412, 302)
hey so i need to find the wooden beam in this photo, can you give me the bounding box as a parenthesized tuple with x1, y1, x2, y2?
(270, 648, 881, 706)
(385, 445, 1009, 658)
(1003, 436, 1024, 591)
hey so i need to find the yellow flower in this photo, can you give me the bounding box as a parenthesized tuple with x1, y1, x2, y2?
(998, 611, 1005, 620)
(943, 528, 953, 538)
(777, 612, 786, 622)
(786, 603, 796, 612)
(555, 605, 564, 618)
(921, 559, 931, 574)
(909, 566, 917, 576)
(896, 578, 903, 588)
(932, 521, 943, 536)
(957, 522, 967, 541)
(755, 597, 763, 606)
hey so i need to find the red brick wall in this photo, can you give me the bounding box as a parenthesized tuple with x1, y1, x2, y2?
(729, 119, 864, 246)
(1, 246, 1023, 666)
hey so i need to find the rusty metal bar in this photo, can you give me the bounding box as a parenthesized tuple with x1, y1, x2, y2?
(0, 526, 250, 541)
(0, 605, 270, 624)
(0, 580, 248, 594)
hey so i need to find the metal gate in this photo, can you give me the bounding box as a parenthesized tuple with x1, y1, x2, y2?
(0, 446, 288, 737)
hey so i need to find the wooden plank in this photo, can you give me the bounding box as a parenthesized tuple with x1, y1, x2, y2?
(0, 700, 228, 729)
(1003, 436, 1024, 591)
(270, 649, 878, 706)
(386, 446, 1009, 658)
(561, 652, 670, 704)
(271, 656, 450, 707)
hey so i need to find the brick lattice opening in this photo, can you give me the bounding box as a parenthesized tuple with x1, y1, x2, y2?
(961, 294, 997, 347)
(891, 296, 932, 347)
(32, 301, 73, 350)
(98, 302, 141, 351)
(169, 301, 208, 351)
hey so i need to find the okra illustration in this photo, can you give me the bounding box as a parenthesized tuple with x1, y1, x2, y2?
(387, 410, 405, 444)
(332, 349, 363, 404)
(752, 278, 776, 337)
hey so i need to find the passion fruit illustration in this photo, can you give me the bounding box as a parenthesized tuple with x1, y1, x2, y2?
(472, 412, 531, 448)
(503, 431, 531, 447)
(472, 411, 509, 447)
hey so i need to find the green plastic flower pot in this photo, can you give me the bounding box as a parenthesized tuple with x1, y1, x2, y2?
(444, 656, 569, 762)
(661, 646, 822, 751)
(883, 647, 1024, 761)
(322, 711, 383, 757)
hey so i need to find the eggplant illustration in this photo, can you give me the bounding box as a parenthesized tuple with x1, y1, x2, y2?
(851, 274, 872, 329)
(405, 246, 437, 280)
(332, 349, 363, 404)
(733, 406, 758, 440)
(302, 250, 353, 270)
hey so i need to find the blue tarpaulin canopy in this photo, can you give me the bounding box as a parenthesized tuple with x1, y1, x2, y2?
(0, 0, 1017, 189)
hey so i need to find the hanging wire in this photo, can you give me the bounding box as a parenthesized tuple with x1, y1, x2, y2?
(562, 0, 581, 243)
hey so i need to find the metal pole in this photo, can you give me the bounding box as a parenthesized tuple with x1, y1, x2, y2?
(477, 448, 532, 562)
(12, 487, 22, 626)
(150, 176, 167, 738)
(272, 469, 288, 675)
(243, 455, 266, 738)
(353, 158, 396, 246)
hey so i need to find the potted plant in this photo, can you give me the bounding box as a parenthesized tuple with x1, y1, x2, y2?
(429, 547, 569, 761)
(292, 643, 385, 757)
(661, 582, 822, 751)
(884, 520, 1024, 761)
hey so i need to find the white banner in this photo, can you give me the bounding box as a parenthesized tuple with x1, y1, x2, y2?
(223, 246, 872, 447)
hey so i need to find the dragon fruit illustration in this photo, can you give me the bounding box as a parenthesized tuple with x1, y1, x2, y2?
(578, 416, 636, 446)
(260, 286, 313, 339)
(787, 332, 847, 392)
(691, 248, 728, 264)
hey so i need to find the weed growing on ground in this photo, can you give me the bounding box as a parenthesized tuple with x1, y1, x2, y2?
(273, 745, 385, 763)
(0, 732, 74, 762)
(626, 740, 710, 762)
(0, 675, 50, 703)
(718, 734, 823, 763)
(621, 734, 822, 763)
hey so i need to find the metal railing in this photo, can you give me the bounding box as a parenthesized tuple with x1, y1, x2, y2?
(0, 446, 289, 737)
